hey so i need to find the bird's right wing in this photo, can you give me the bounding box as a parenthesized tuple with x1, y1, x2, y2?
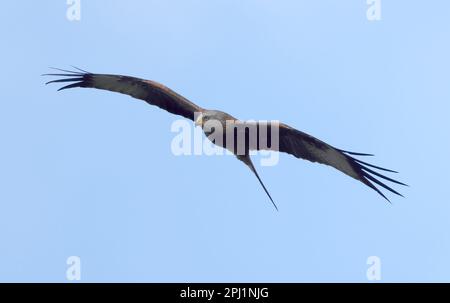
(45, 68, 203, 121)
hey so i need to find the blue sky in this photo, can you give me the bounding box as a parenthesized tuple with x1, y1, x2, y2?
(0, 1, 449, 282)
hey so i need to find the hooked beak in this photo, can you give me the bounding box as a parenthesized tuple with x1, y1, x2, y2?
(194, 113, 203, 127)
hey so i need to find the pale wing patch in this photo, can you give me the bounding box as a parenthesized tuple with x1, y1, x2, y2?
(304, 143, 359, 179)
(91, 75, 149, 100)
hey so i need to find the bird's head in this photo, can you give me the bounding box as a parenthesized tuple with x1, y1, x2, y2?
(194, 111, 217, 127)
(195, 110, 234, 128)
(194, 112, 204, 127)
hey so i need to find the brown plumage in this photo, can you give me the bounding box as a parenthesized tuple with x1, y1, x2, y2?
(45, 68, 407, 210)
(46, 68, 202, 120)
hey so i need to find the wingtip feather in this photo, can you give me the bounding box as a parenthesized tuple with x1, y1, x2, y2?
(57, 82, 84, 91)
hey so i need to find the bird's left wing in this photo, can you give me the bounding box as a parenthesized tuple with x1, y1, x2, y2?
(254, 122, 407, 202)
(45, 68, 203, 121)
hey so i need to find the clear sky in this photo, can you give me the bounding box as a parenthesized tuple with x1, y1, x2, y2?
(0, 1, 449, 282)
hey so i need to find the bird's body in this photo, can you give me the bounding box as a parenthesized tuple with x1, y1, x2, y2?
(45, 68, 406, 209)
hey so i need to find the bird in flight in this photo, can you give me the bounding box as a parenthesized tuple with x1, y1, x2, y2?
(45, 68, 406, 210)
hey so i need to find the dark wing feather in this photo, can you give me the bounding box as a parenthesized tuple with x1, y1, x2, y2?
(44, 69, 203, 121)
(272, 123, 406, 201)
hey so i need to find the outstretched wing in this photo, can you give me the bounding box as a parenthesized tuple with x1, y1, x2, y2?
(44, 68, 203, 121)
(262, 123, 407, 201)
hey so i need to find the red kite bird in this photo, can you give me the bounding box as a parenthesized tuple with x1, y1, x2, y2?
(45, 68, 406, 210)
